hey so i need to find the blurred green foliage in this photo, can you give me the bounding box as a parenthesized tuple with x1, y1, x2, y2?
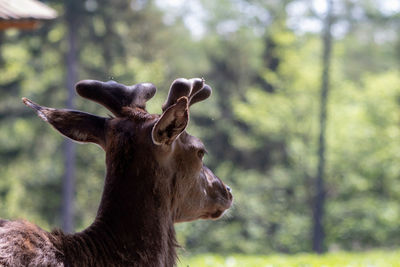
(178, 250, 400, 267)
(0, 0, 399, 255)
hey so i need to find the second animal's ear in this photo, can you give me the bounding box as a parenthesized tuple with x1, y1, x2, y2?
(23, 98, 107, 149)
(152, 97, 189, 145)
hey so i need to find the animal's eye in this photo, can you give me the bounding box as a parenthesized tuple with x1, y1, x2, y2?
(197, 149, 205, 159)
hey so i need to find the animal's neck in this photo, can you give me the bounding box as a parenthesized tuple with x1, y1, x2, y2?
(62, 168, 178, 266)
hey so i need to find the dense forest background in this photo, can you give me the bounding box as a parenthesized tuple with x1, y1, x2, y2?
(0, 0, 399, 255)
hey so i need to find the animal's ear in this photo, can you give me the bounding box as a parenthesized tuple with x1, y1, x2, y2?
(23, 98, 107, 149)
(152, 97, 189, 145)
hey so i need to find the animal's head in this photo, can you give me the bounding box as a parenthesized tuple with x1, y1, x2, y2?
(23, 78, 232, 223)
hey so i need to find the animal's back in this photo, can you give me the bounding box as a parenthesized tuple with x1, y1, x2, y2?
(0, 219, 64, 266)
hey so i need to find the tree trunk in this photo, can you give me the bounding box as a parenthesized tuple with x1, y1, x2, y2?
(62, 0, 78, 233)
(0, 32, 4, 67)
(312, 0, 334, 254)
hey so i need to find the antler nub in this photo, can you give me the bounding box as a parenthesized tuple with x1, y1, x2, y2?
(162, 78, 212, 111)
(133, 82, 157, 109)
(76, 80, 157, 117)
(189, 84, 212, 107)
(162, 78, 192, 112)
(189, 78, 204, 97)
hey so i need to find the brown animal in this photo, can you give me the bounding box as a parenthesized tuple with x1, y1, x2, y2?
(0, 78, 233, 266)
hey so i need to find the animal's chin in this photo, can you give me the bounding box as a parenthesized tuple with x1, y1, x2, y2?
(201, 209, 227, 220)
(204, 202, 232, 220)
(210, 209, 225, 219)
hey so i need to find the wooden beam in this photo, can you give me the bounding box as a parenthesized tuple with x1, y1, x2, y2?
(0, 20, 41, 30)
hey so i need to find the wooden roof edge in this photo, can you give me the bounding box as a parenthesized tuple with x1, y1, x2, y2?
(0, 0, 57, 21)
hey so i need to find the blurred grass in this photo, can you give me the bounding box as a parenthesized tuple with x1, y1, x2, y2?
(178, 250, 400, 267)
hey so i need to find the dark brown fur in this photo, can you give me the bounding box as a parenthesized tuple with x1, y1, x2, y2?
(1, 79, 232, 266)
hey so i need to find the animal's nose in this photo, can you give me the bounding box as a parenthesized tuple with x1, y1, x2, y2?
(225, 185, 233, 201)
